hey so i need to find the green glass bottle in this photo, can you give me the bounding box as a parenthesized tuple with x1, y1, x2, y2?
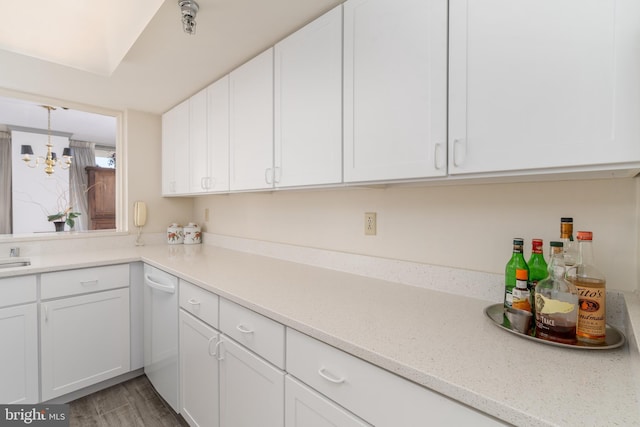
(527, 239, 548, 333)
(505, 238, 529, 310)
(527, 239, 548, 290)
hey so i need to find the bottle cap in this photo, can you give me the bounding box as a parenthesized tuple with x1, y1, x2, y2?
(513, 238, 524, 244)
(550, 241, 563, 247)
(561, 217, 573, 223)
(531, 239, 543, 253)
(516, 269, 528, 280)
(576, 231, 593, 241)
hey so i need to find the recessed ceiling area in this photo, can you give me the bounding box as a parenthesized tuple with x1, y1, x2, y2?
(0, 0, 343, 115)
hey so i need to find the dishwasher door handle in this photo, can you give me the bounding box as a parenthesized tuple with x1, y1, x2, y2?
(144, 274, 176, 294)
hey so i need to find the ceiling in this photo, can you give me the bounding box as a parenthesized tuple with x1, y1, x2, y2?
(0, 0, 344, 115)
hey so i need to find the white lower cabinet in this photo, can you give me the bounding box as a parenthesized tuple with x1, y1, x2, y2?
(285, 376, 370, 427)
(179, 309, 220, 427)
(40, 287, 130, 401)
(287, 329, 505, 427)
(0, 275, 38, 404)
(219, 336, 285, 427)
(0, 303, 38, 404)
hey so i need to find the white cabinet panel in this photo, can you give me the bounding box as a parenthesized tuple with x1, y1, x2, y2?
(41, 288, 130, 401)
(220, 298, 285, 369)
(180, 310, 220, 427)
(286, 329, 503, 427)
(274, 5, 343, 187)
(343, 0, 448, 182)
(180, 279, 219, 329)
(162, 99, 190, 195)
(41, 264, 129, 300)
(189, 88, 210, 193)
(0, 275, 36, 308)
(208, 75, 231, 192)
(229, 49, 274, 191)
(285, 376, 370, 427)
(448, 0, 640, 175)
(219, 336, 284, 427)
(0, 304, 38, 404)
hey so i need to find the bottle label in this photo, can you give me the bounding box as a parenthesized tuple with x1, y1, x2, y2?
(574, 280, 606, 341)
(504, 290, 513, 308)
(512, 288, 531, 312)
(534, 293, 578, 344)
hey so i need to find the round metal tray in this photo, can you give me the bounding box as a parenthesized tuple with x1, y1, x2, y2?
(484, 303, 626, 350)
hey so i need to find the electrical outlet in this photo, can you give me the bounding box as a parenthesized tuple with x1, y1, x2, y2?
(364, 212, 377, 236)
(204, 208, 210, 222)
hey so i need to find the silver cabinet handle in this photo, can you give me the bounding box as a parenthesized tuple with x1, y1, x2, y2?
(208, 336, 218, 357)
(80, 280, 98, 287)
(236, 324, 254, 334)
(318, 367, 345, 384)
(453, 138, 466, 167)
(265, 168, 273, 184)
(434, 143, 444, 170)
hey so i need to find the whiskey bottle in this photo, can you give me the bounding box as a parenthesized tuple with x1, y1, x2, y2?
(560, 217, 578, 267)
(504, 238, 529, 310)
(567, 231, 607, 344)
(534, 241, 579, 344)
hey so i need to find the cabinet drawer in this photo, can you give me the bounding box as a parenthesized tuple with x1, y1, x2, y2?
(41, 264, 130, 300)
(0, 275, 37, 308)
(219, 298, 285, 369)
(286, 329, 503, 427)
(179, 280, 219, 328)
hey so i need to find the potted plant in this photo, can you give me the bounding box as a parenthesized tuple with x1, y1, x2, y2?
(47, 207, 80, 232)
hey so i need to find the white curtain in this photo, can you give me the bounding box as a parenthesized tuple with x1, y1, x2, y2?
(0, 131, 11, 234)
(69, 140, 96, 231)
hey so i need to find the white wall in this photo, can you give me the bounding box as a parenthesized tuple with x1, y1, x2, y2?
(194, 177, 639, 293)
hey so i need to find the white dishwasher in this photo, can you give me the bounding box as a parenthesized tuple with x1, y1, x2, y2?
(143, 264, 179, 412)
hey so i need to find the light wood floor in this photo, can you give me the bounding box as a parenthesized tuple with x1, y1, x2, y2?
(69, 375, 188, 427)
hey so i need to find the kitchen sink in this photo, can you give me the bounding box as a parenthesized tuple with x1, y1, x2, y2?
(0, 257, 31, 268)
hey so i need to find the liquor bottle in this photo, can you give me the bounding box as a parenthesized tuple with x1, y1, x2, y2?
(560, 217, 578, 267)
(512, 269, 532, 313)
(504, 238, 529, 310)
(527, 239, 548, 332)
(534, 241, 579, 344)
(527, 239, 548, 290)
(567, 231, 607, 344)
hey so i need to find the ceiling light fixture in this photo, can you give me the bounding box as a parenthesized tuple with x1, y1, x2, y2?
(179, 0, 199, 35)
(20, 106, 73, 176)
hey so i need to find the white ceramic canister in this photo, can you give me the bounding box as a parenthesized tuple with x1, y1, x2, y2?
(183, 222, 202, 245)
(167, 223, 184, 244)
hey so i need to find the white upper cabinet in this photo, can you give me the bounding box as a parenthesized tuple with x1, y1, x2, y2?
(343, 0, 448, 183)
(230, 48, 275, 191)
(188, 88, 210, 193)
(162, 99, 190, 195)
(207, 76, 231, 192)
(448, 0, 640, 175)
(274, 5, 343, 188)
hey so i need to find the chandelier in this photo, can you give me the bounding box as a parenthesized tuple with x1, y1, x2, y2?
(20, 105, 72, 176)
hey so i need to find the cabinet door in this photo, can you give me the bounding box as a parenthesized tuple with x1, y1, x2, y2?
(343, 0, 448, 182)
(0, 304, 38, 404)
(180, 310, 220, 427)
(189, 88, 210, 193)
(274, 5, 343, 187)
(219, 336, 284, 427)
(229, 49, 274, 191)
(285, 376, 370, 427)
(208, 75, 231, 192)
(41, 288, 130, 401)
(449, 0, 640, 175)
(162, 100, 190, 195)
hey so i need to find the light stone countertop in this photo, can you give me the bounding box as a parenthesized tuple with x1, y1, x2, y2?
(1, 242, 639, 426)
